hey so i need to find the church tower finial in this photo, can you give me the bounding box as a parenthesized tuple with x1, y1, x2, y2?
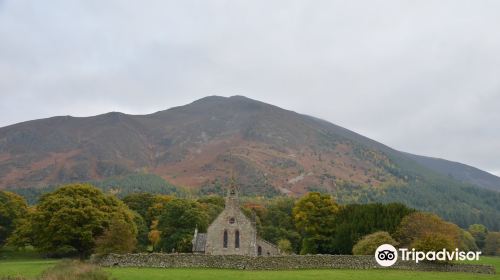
(228, 175, 238, 197)
(225, 175, 239, 209)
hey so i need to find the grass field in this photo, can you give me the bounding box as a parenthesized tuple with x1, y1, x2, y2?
(0, 256, 498, 280)
(105, 266, 500, 280)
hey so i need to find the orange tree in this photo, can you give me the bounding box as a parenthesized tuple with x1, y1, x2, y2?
(395, 212, 461, 250)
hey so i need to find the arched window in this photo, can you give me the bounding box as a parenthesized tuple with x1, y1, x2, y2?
(257, 246, 262, 256)
(223, 230, 228, 248)
(235, 230, 240, 248)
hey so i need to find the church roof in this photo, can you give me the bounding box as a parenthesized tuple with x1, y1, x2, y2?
(193, 233, 207, 252)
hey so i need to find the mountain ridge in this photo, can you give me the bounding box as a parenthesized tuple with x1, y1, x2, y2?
(0, 95, 498, 192)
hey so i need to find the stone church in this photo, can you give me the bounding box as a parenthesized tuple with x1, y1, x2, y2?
(192, 183, 280, 256)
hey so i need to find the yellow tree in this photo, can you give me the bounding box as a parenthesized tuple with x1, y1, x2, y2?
(293, 192, 339, 254)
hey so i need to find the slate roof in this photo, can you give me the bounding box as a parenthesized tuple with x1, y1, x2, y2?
(193, 233, 207, 252)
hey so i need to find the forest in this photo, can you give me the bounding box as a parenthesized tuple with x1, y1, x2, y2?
(1, 183, 499, 259)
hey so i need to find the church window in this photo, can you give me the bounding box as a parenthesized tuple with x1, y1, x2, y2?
(223, 230, 228, 248)
(257, 246, 262, 256)
(229, 217, 235, 224)
(235, 230, 240, 248)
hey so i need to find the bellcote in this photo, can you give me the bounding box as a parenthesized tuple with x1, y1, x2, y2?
(225, 177, 239, 209)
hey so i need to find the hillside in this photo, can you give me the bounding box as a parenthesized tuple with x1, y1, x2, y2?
(0, 96, 499, 229)
(405, 153, 500, 192)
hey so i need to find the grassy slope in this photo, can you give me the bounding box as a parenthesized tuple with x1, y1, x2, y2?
(0, 257, 498, 280)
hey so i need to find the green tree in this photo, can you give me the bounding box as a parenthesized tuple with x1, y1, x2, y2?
(0, 191, 28, 246)
(197, 195, 225, 224)
(6, 212, 34, 248)
(293, 192, 339, 254)
(352, 231, 397, 255)
(459, 229, 478, 251)
(122, 193, 176, 228)
(131, 212, 149, 251)
(261, 226, 301, 254)
(157, 198, 208, 253)
(146, 195, 174, 225)
(256, 197, 301, 253)
(331, 203, 413, 254)
(468, 224, 488, 250)
(483, 232, 500, 256)
(122, 193, 157, 224)
(95, 217, 137, 254)
(21, 184, 136, 258)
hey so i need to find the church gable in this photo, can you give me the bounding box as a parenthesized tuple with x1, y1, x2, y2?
(204, 194, 257, 255)
(193, 181, 280, 256)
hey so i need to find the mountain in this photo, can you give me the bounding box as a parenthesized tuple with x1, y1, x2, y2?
(404, 153, 500, 192)
(0, 96, 499, 229)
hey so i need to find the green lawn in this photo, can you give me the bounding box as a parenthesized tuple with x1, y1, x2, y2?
(106, 267, 499, 280)
(467, 257, 500, 272)
(0, 257, 498, 280)
(0, 259, 59, 278)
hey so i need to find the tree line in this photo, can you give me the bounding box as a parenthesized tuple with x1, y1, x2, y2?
(1, 184, 499, 258)
(9, 172, 500, 232)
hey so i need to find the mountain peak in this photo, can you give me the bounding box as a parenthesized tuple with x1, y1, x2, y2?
(190, 95, 262, 105)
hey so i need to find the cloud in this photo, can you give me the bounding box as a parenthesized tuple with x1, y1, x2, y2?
(0, 0, 499, 174)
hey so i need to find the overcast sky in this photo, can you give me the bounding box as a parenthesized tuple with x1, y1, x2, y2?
(0, 0, 499, 175)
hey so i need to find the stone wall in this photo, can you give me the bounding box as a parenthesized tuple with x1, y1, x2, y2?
(91, 253, 495, 274)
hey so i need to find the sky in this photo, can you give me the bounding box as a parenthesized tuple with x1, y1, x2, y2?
(0, 1, 499, 176)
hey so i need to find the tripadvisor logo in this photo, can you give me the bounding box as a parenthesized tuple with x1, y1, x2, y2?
(375, 244, 398, 267)
(374, 244, 482, 267)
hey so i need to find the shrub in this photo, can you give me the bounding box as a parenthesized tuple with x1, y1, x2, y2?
(277, 239, 293, 254)
(352, 231, 398, 255)
(411, 234, 455, 253)
(38, 260, 113, 280)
